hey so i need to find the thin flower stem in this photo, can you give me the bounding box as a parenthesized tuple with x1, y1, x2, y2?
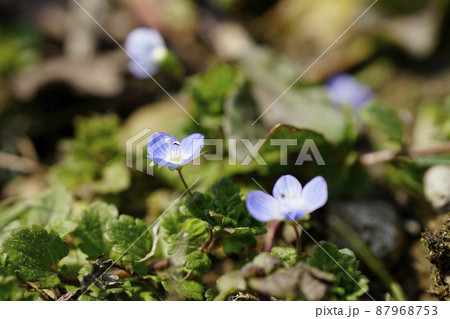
(177, 169, 193, 197)
(292, 223, 302, 255)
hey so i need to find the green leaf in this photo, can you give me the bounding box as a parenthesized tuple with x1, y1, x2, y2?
(361, 102, 405, 150)
(270, 247, 300, 268)
(76, 201, 118, 259)
(251, 252, 281, 274)
(25, 186, 73, 225)
(240, 48, 348, 143)
(187, 63, 240, 138)
(49, 114, 125, 195)
(304, 241, 369, 300)
(185, 251, 211, 273)
(223, 236, 256, 255)
(38, 274, 60, 289)
(2, 225, 68, 283)
(166, 218, 210, 256)
(50, 219, 77, 238)
(105, 214, 152, 262)
(205, 285, 219, 301)
(185, 178, 265, 241)
(248, 263, 334, 301)
(93, 160, 131, 194)
(214, 270, 247, 300)
(178, 280, 204, 300)
(163, 279, 204, 301)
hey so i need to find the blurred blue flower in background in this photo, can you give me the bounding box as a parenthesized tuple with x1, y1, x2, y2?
(246, 175, 328, 222)
(326, 73, 374, 110)
(125, 27, 167, 78)
(147, 132, 204, 169)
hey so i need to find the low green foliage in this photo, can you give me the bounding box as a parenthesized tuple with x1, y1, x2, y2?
(184, 178, 266, 254)
(50, 115, 130, 196)
(76, 201, 118, 259)
(303, 242, 369, 301)
(105, 214, 153, 263)
(2, 225, 68, 285)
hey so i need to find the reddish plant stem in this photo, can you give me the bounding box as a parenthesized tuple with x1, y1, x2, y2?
(264, 221, 282, 252)
(177, 169, 193, 197)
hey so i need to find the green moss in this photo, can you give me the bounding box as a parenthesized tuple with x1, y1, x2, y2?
(422, 213, 450, 300)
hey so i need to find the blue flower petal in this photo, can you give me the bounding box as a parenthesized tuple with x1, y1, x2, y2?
(179, 133, 204, 164)
(298, 176, 328, 217)
(125, 28, 165, 78)
(147, 132, 180, 167)
(272, 175, 304, 218)
(128, 60, 158, 79)
(246, 191, 283, 222)
(326, 74, 373, 110)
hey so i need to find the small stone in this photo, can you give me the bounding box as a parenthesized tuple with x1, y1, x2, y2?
(328, 200, 404, 263)
(424, 165, 450, 213)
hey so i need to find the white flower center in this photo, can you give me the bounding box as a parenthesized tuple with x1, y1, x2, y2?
(163, 140, 185, 164)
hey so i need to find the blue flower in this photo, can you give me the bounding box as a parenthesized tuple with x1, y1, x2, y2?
(326, 74, 373, 110)
(147, 132, 204, 169)
(246, 175, 328, 222)
(125, 28, 167, 78)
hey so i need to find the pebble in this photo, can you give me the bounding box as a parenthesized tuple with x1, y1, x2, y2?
(424, 165, 450, 213)
(328, 200, 404, 263)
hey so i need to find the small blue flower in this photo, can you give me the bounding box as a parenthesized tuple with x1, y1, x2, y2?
(326, 74, 374, 110)
(147, 132, 204, 169)
(125, 27, 166, 78)
(246, 175, 328, 222)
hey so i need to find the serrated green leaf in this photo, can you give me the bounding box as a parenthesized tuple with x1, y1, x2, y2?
(177, 280, 204, 300)
(222, 236, 256, 255)
(76, 201, 118, 259)
(270, 247, 300, 268)
(25, 186, 73, 225)
(185, 251, 211, 273)
(183, 178, 266, 251)
(163, 279, 204, 300)
(304, 241, 368, 300)
(105, 214, 152, 262)
(38, 274, 60, 289)
(2, 225, 68, 283)
(50, 219, 78, 238)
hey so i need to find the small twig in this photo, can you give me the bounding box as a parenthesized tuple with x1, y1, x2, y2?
(0, 152, 47, 174)
(264, 221, 281, 252)
(15, 136, 39, 161)
(148, 259, 173, 272)
(360, 142, 450, 166)
(177, 169, 193, 197)
(26, 282, 53, 301)
(205, 235, 221, 253)
(198, 224, 213, 253)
